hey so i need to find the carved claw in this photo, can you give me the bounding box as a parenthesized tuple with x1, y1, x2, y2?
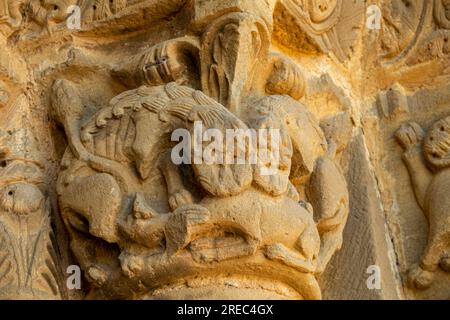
(407, 265, 434, 290)
(265, 243, 317, 274)
(178, 205, 210, 227)
(395, 122, 425, 151)
(120, 255, 144, 279)
(142, 41, 183, 84)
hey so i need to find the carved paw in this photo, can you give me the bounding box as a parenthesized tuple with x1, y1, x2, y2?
(408, 265, 434, 290)
(165, 204, 210, 254)
(395, 122, 425, 151)
(168, 189, 193, 211)
(120, 255, 144, 279)
(86, 265, 109, 287)
(175, 204, 210, 228)
(51, 79, 83, 125)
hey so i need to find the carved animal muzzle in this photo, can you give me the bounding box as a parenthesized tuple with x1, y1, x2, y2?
(424, 116, 450, 169)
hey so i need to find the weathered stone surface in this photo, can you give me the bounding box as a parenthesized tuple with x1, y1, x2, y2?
(0, 0, 448, 300)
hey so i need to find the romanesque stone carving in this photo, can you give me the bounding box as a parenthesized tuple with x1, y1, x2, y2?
(401, 0, 450, 66)
(48, 0, 350, 300)
(379, 0, 429, 63)
(4, 0, 450, 301)
(377, 83, 409, 119)
(52, 82, 348, 299)
(28, 0, 77, 27)
(406, 29, 450, 66)
(112, 36, 201, 89)
(396, 118, 450, 290)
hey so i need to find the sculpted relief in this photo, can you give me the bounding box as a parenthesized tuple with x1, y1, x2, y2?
(49, 0, 349, 299)
(0, 136, 63, 300)
(373, 0, 450, 69)
(0, 0, 449, 301)
(274, 0, 364, 62)
(396, 118, 450, 290)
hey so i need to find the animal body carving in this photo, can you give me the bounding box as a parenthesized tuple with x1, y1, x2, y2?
(396, 117, 450, 289)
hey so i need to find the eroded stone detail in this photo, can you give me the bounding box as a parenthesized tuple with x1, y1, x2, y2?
(434, 0, 450, 29)
(52, 74, 348, 300)
(0, 132, 63, 300)
(274, 0, 364, 62)
(0, 0, 24, 29)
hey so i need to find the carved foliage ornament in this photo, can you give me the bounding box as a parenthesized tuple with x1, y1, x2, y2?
(0, 134, 63, 300)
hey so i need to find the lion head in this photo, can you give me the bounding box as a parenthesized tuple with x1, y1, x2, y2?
(424, 116, 450, 170)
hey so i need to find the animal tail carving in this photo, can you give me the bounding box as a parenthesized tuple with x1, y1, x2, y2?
(51, 80, 141, 192)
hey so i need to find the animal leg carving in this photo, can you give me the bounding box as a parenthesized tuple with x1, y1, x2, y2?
(60, 173, 122, 243)
(158, 151, 193, 211)
(308, 155, 349, 274)
(395, 122, 432, 210)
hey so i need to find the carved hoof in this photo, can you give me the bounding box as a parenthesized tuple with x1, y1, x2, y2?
(407, 266, 434, 290)
(169, 189, 194, 211)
